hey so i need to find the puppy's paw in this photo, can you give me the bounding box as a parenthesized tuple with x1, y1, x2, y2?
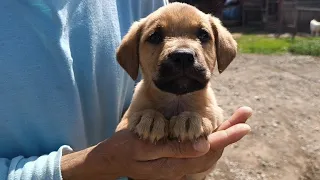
(128, 109, 168, 143)
(170, 112, 213, 141)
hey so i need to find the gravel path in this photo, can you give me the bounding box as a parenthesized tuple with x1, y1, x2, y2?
(208, 54, 320, 180)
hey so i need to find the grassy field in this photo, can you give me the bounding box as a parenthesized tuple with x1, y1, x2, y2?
(235, 34, 320, 56)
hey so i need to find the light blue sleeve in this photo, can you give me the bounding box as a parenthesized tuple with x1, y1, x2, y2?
(0, 0, 168, 180)
(0, 146, 73, 180)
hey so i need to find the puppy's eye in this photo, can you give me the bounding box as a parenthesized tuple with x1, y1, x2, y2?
(197, 29, 211, 43)
(147, 31, 163, 44)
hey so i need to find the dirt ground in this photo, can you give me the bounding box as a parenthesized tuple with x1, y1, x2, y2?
(208, 54, 320, 180)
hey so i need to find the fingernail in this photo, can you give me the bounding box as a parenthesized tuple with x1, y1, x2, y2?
(193, 139, 210, 153)
(238, 124, 252, 132)
(241, 106, 253, 117)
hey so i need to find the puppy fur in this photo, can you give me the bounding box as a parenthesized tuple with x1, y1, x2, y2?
(116, 3, 237, 180)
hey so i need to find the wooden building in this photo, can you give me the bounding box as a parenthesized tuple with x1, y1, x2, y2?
(169, 0, 320, 33)
(240, 0, 320, 33)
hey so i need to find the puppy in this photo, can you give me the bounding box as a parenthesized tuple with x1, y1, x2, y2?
(116, 2, 237, 179)
(310, 19, 320, 36)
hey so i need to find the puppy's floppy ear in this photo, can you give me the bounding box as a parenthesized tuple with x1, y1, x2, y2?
(209, 16, 237, 73)
(116, 21, 142, 80)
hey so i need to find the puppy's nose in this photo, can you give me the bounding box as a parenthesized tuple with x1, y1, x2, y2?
(169, 49, 195, 68)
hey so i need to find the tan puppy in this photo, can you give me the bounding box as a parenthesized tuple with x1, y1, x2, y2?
(116, 2, 237, 179)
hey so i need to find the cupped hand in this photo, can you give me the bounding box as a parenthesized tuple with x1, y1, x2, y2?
(61, 106, 252, 180)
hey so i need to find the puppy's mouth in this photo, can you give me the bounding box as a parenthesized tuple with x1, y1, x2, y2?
(153, 62, 209, 95)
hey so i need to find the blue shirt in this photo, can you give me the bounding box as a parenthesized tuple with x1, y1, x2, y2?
(0, 0, 167, 179)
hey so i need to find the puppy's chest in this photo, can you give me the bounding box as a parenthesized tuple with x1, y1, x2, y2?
(156, 98, 191, 120)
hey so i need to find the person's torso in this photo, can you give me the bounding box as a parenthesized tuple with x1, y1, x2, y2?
(0, 0, 141, 158)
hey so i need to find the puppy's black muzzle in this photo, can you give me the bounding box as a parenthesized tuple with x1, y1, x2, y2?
(168, 49, 195, 69)
(154, 49, 209, 95)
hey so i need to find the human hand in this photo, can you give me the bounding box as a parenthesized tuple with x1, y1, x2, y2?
(61, 106, 252, 180)
(182, 106, 253, 179)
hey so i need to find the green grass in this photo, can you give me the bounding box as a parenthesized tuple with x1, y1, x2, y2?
(236, 34, 320, 56)
(289, 38, 320, 56)
(236, 35, 291, 54)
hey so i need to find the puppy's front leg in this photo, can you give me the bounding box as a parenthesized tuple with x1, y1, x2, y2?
(118, 109, 169, 143)
(169, 112, 219, 180)
(170, 112, 214, 142)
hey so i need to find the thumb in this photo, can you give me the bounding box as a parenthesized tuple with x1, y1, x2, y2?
(209, 123, 251, 150)
(136, 123, 250, 161)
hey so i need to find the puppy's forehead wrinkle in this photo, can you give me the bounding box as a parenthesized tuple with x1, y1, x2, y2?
(144, 5, 209, 36)
(161, 2, 201, 16)
(145, 18, 203, 36)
